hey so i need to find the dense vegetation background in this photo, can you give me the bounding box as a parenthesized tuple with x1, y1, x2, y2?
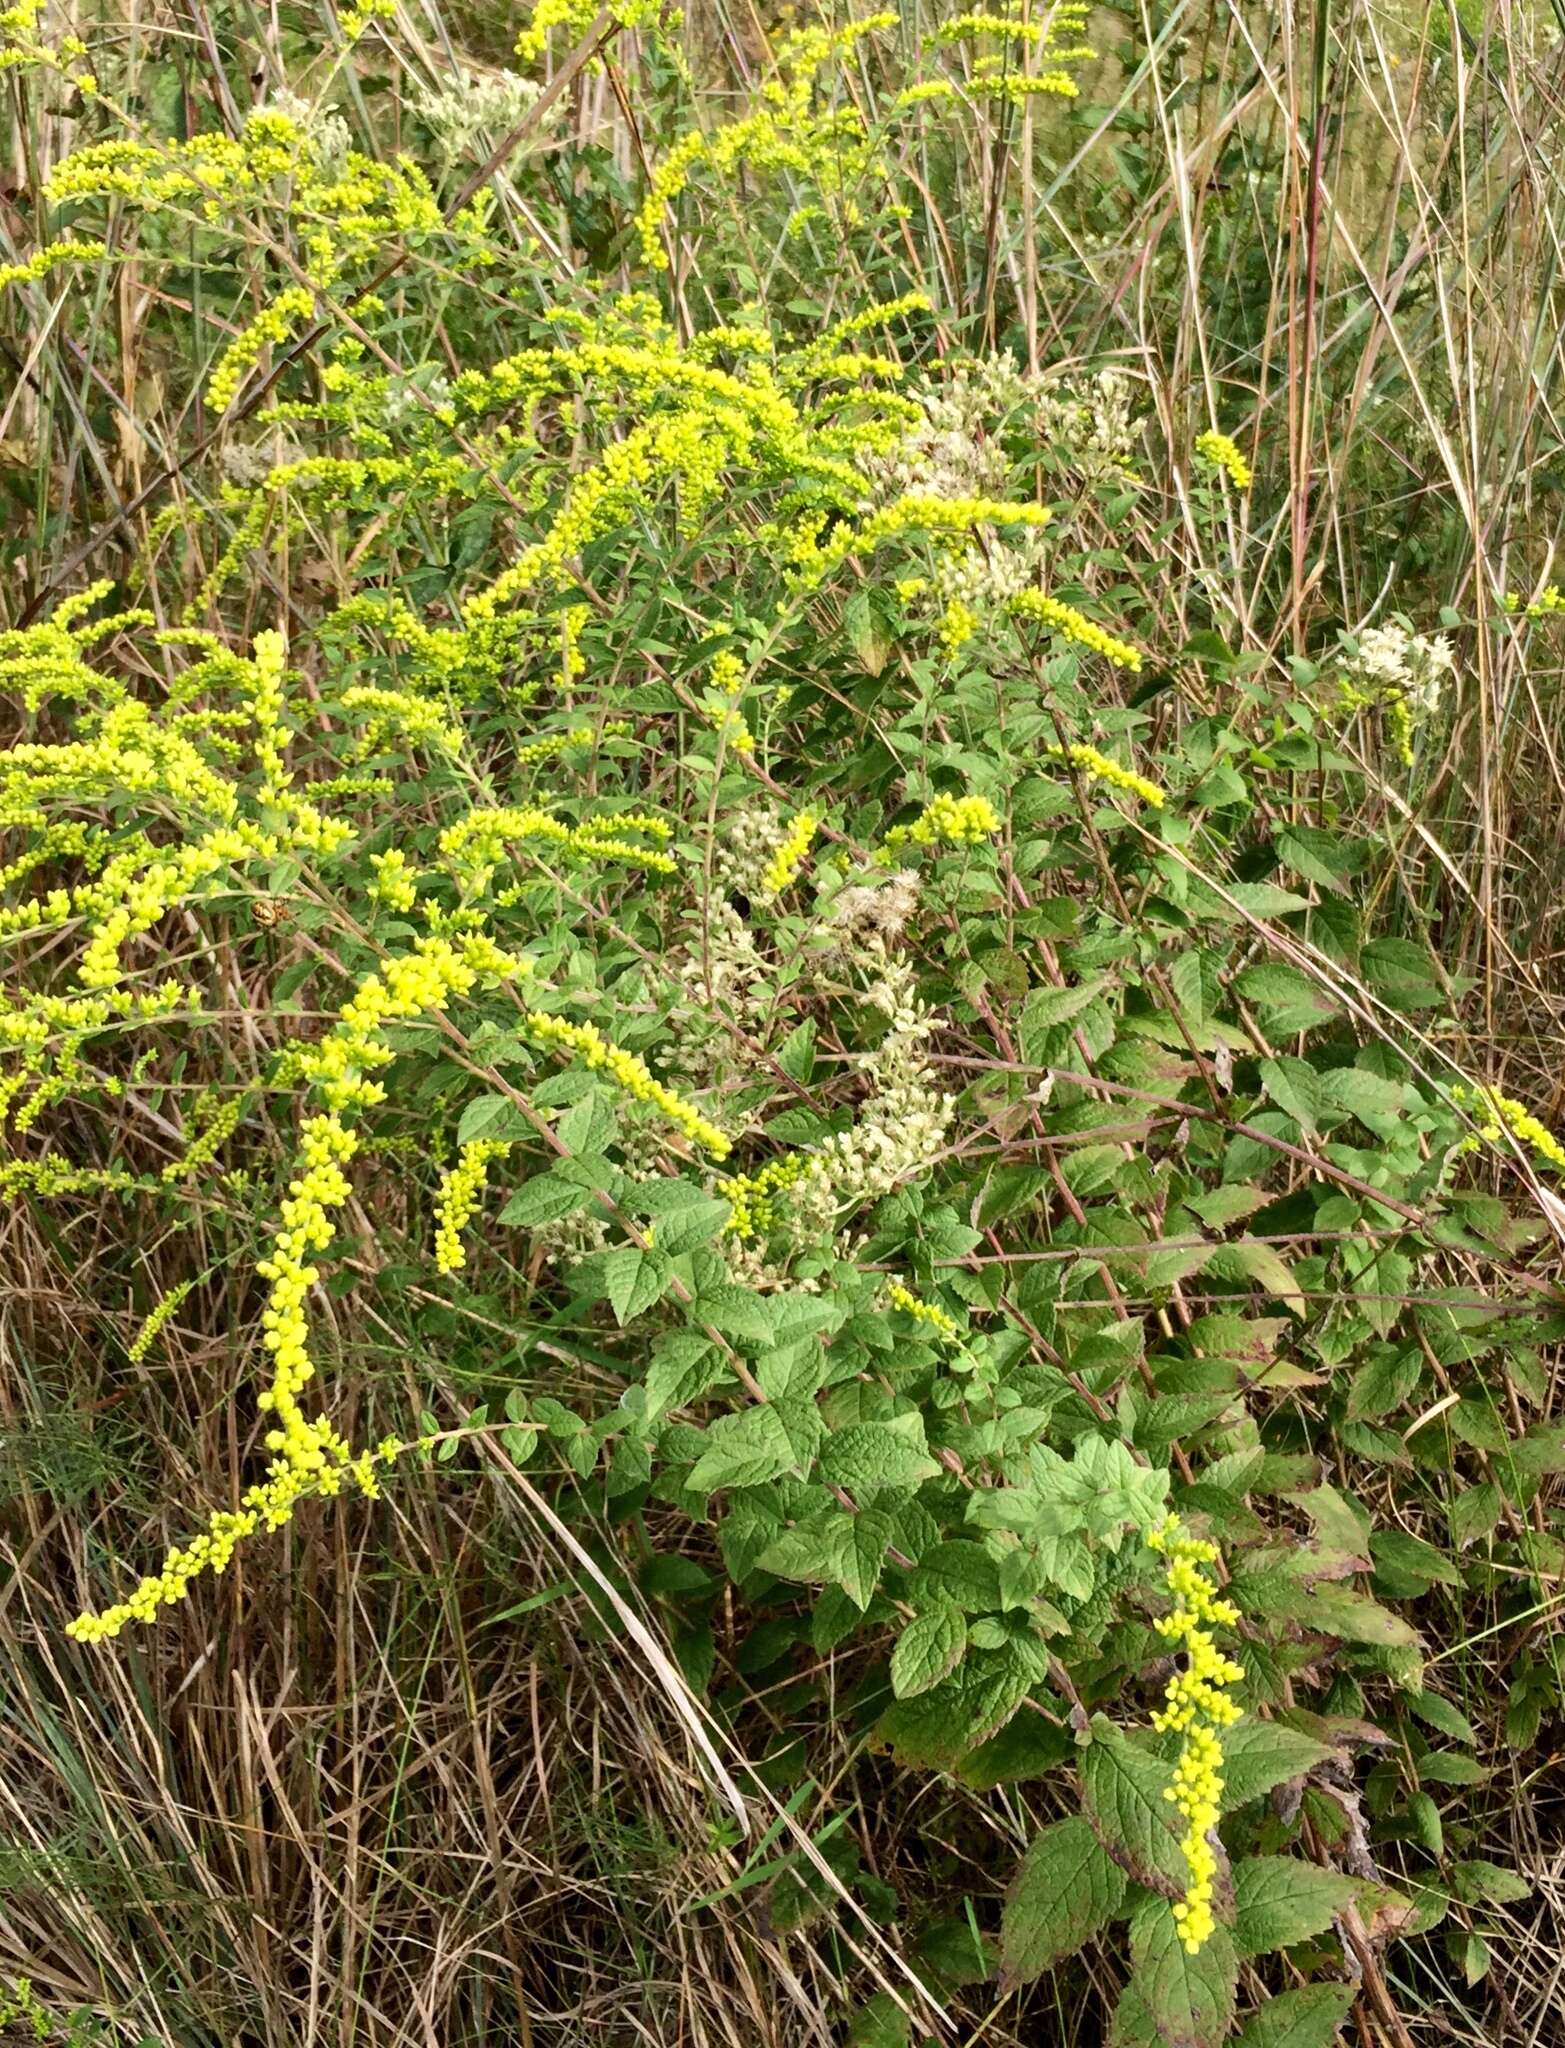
(3, 0, 1565, 2042)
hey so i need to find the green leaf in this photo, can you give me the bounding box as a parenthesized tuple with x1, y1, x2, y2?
(835, 1507, 894, 1609)
(1406, 1789, 1443, 1856)
(775, 1017, 818, 1081)
(819, 1415, 941, 1494)
(1022, 975, 1110, 1031)
(1219, 1721, 1333, 1812)
(1126, 1893, 1237, 2048)
(875, 1645, 1034, 1767)
(1234, 1984, 1355, 2048)
(1206, 1239, 1304, 1316)
(1080, 1716, 1188, 1895)
(1259, 1055, 1323, 1134)
(499, 1175, 591, 1226)
(756, 1518, 840, 1584)
(1317, 1067, 1406, 1128)
(1001, 1816, 1127, 1981)
(1275, 826, 1362, 894)
(688, 1404, 804, 1491)
(1227, 881, 1313, 918)
(692, 1284, 776, 1344)
(649, 1197, 731, 1254)
(457, 1092, 532, 1144)
(890, 1603, 968, 1698)
(1293, 1583, 1422, 1649)
(1362, 937, 1445, 1010)
(603, 1246, 673, 1325)
(911, 1539, 1003, 1612)
(1233, 1857, 1359, 1958)
(1234, 963, 1339, 1034)
(1450, 1858, 1531, 1907)
(644, 1333, 724, 1421)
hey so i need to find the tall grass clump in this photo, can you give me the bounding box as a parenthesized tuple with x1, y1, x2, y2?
(2, 0, 1564, 2042)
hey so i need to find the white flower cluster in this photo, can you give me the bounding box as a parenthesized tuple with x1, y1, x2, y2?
(863, 353, 1041, 503)
(1034, 366, 1141, 479)
(830, 868, 921, 952)
(787, 950, 956, 1241)
(412, 68, 546, 161)
(266, 90, 352, 179)
(1347, 622, 1455, 718)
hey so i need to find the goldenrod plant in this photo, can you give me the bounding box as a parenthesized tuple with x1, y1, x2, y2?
(1, 0, 1562, 2040)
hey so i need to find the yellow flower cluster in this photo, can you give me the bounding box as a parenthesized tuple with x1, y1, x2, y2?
(513, 720, 633, 768)
(1452, 1081, 1565, 1172)
(46, 105, 454, 301)
(0, 1155, 146, 1200)
(788, 493, 1050, 590)
(939, 598, 980, 657)
(67, 1434, 403, 1642)
(206, 287, 316, 415)
(633, 15, 897, 269)
(711, 649, 745, 696)
(886, 1279, 961, 1339)
(1194, 430, 1253, 491)
(515, 0, 664, 64)
(306, 932, 525, 1111)
(255, 1112, 359, 1461)
(434, 1139, 510, 1273)
(1507, 585, 1565, 620)
(369, 848, 420, 911)
(0, 238, 109, 294)
(127, 1280, 195, 1363)
(162, 1089, 246, 1182)
(759, 811, 818, 899)
(341, 0, 397, 39)
(1051, 741, 1164, 809)
(882, 791, 1001, 859)
(1146, 1514, 1244, 1954)
(525, 1011, 730, 1158)
(719, 1151, 811, 1238)
(439, 805, 677, 892)
(1009, 589, 1143, 671)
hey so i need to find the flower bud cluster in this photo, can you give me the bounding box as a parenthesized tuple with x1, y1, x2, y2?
(434, 1139, 511, 1273)
(1145, 1514, 1245, 1954)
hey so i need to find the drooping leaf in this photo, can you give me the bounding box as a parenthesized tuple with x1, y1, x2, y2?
(1233, 1984, 1355, 2048)
(1232, 1856, 1359, 1958)
(1125, 1893, 1237, 2048)
(1080, 1716, 1187, 1895)
(890, 1603, 967, 1698)
(1001, 1816, 1127, 1981)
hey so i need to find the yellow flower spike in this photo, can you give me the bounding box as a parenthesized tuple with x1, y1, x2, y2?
(886, 1279, 961, 1341)
(759, 811, 818, 899)
(1051, 741, 1164, 809)
(525, 1011, 730, 1159)
(1144, 1513, 1244, 1954)
(1008, 589, 1143, 671)
(1451, 1081, 1565, 1173)
(719, 1151, 811, 1238)
(434, 1138, 510, 1274)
